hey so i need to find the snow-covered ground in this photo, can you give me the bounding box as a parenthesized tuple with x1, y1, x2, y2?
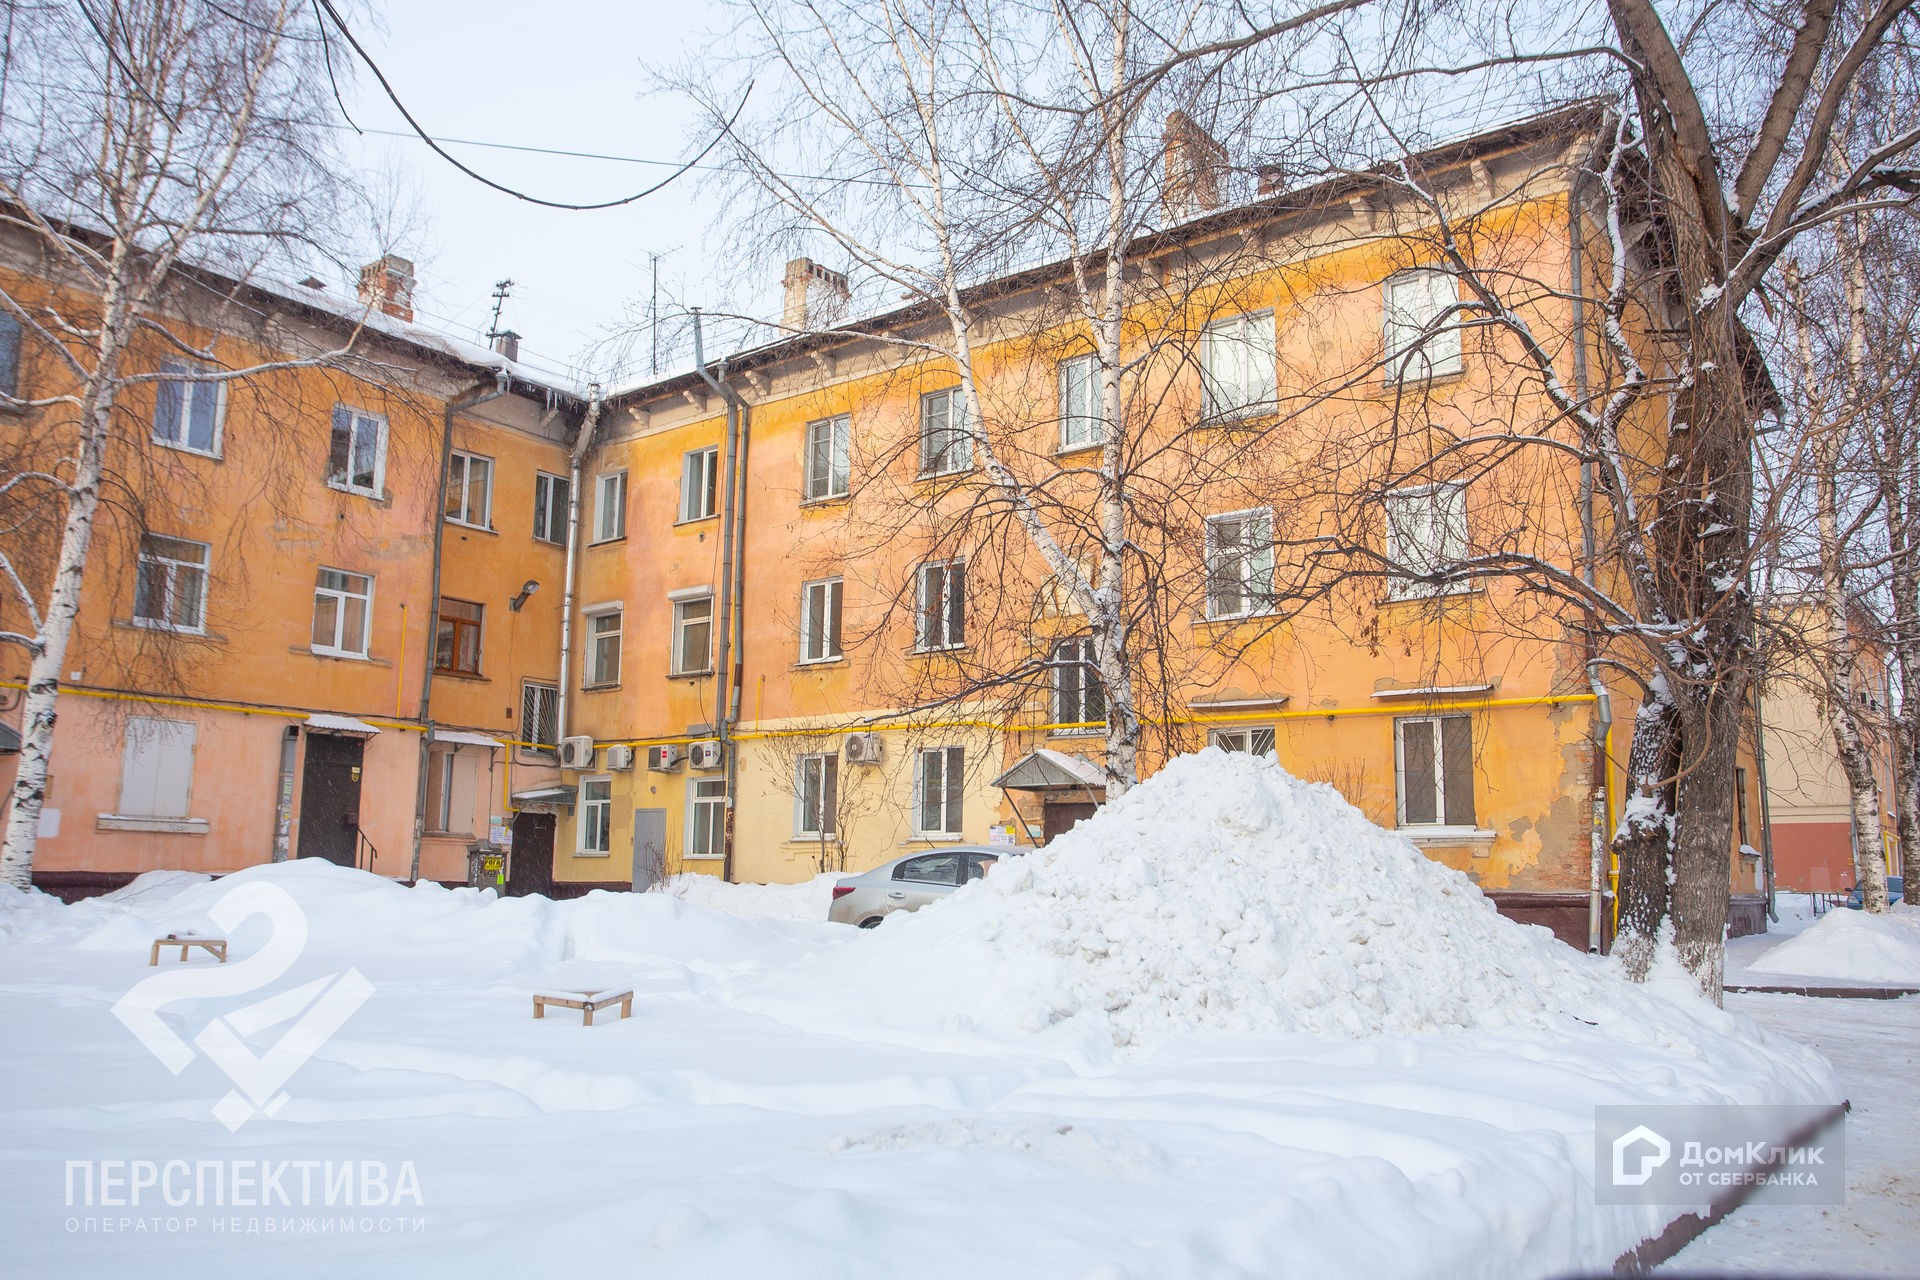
(1662, 992, 1920, 1274)
(0, 754, 1850, 1277)
(1745, 902, 1920, 986)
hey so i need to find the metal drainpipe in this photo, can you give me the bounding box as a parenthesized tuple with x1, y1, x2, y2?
(411, 370, 511, 882)
(555, 390, 605, 746)
(692, 311, 749, 883)
(1568, 172, 1612, 954)
(1752, 667, 1779, 922)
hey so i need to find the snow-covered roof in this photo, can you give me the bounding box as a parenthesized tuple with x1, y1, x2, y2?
(305, 713, 381, 736)
(432, 729, 506, 749)
(1369, 684, 1496, 699)
(992, 748, 1106, 792)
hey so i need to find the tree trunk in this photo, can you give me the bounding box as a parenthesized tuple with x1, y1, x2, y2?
(1613, 684, 1679, 978)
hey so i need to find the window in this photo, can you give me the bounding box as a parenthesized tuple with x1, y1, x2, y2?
(914, 745, 965, 837)
(425, 746, 479, 836)
(1205, 509, 1275, 619)
(445, 451, 493, 527)
(795, 753, 839, 838)
(1211, 726, 1276, 755)
(326, 406, 387, 496)
(1396, 715, 1475, 827)
(918, 388, 972, 476)
(1200, 311, 1277, 419)
(532, 472, 570, 544)
(800, 577, 843, 663)
(585, 607, 621, 687)
(1384, 269, 1463, 381)
(915, 559, 966, 650)
(434, 598, 483, 675)
(895, 852, 963, 885)
(132, 534, 209, 633)
(311, 567, 372, 657)
(579, 777, 612, 854)
(1058, 353, 1105, 450)
(1050, 636, 1105, 729)
(117, 717, 196, 818)
(687, 777, 726, 858)
(672, 595, 713, 675)
(152, 360, 223, 455)
(520, 680, 558, 759)
(1384, 485, 1469, 599)
(593, 471, 627, 542)
(679, 447, 719, 522)
(804, 414, 851, 500)
(0, 313, 20, 400)
(1735, 766, 1752, 848)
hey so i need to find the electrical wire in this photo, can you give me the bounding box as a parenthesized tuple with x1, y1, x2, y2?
(311, 0, 751, 211)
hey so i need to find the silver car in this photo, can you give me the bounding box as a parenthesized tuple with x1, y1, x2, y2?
(827, 845, 1031, 927)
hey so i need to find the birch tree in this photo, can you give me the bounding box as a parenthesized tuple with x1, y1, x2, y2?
(0, 0, 362, 889)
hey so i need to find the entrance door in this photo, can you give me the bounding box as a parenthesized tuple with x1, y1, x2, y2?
(1042, 800, 1098, 845)
(298, 733, 365, 866)
(506, 813, 555, 897)
(632, 808, 667, 891)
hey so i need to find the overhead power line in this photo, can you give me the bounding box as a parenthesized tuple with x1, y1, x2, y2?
(310, 0, 751, 211)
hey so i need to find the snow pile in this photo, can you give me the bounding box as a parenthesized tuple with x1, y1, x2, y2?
(1748, 904, 1920, 985)
(658, 871, 840, 920)
(751, 750, 1706, 1051)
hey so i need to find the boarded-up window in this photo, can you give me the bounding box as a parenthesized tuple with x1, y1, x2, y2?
(118, 717, 196, 818)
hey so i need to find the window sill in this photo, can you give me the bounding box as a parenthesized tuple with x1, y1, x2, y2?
(326, 481, 390, 504)
(588, 536, 627, 548)
(518, 751, 561, 765)
(445, 519, 497, 536)
(116, 618, 224, 642)
(784, 837, 839, 848)
(911, 644, 968, 657)
(572, 850, 611, 859)
(1379, 585, 1481, 607)
(1047, 727, 1105, 738)
(900, 836, 963, 847)
(1053, 439, 1106, 459)
(533, 535, 567, 548)
(433, 668, 491, 682)
(681, 853, 724, 862)
(669, 670, 714, 681)
(799, 493, 851, 509)
(795, 657, 845, 669)
(672, 514, 720, 528)
(915, 466, 975, 483)
(97, 814, 209, 835)
(1399, 826, 1494, 844)
(153, 438, 222, 462)
(1379, 366, 1465, 392)
(302, 647, 391, 668)
(581, 682, 621, 692)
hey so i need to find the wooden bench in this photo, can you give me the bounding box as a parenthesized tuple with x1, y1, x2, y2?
(531, 988, 633, 1026)
(149, 933, 228, 965)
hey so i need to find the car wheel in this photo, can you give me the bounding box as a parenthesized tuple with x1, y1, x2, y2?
(858, 916, 884, 929)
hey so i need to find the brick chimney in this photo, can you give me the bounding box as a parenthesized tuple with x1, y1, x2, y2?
(356, 254, 416, 322)
(491, 330, 521, 363)
(781, 258, 850, 332)
(1162, 111, 1228, 223)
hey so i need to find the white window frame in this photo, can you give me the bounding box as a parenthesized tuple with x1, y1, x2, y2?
(679, 447, 719, 522)
(445, 450, 494, 528)
(584, 605, 622, 687)
(1383, 483, 1470, 600)
(794, 752, 839, 838)
(532, 471, 570, 544)
(1394, 714, 1476, 828)
(914, 559, 966, 651)
(686, 776, 727, 859)
(913, 745, 965, 838)
(799, 577, 844, 664)
(117, 717, 196, 819)
(326, 405, 388, 497)
(579, 775, 612, 854)
(1049, 635, 1105, 731)
(520, 679, 559, 761)
(311, 566, 373, 658)
(671, 594, 714, 676)
(1383, 269, 1464, 382)
(593, 470, 628, 543)
(132, 534, 210, 634)
(918, 387, 972, 477)
(1210, 725, 1276, 755)
(1200, 310, 1277, 420)
(804, 414, 852, 501)
(151, 360, 225, 457)
(1204, 508, 1276, 620)
(1058, 353, 1105, 451)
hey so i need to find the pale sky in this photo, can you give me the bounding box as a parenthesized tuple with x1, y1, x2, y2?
(333, 2, 735, 389)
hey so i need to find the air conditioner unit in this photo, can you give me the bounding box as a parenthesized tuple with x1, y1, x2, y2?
(646, 744, 682, 772)
(605, 744, 636, 771)
(843, 731, 883, 765)
(689, 740, 724, 770)
(557, 736, 595, 770)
